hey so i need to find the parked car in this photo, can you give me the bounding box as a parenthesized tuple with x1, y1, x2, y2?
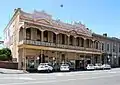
(86, 64, 95, 70)
(26, 61, 37, 72)
(37, 63, 53, 72)
(101, 64, 111, 70)
(60, 64, 70, 72)
(94, 63, 103, 70)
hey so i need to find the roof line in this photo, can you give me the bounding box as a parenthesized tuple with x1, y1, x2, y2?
(3, 8, 21, 32)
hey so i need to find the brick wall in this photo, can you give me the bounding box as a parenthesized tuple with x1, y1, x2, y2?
(0, 61, 18, 69)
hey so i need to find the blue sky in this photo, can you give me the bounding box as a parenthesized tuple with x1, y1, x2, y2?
(0, 0, 120, 40)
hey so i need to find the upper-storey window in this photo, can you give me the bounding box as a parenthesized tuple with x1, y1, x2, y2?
(62, 34, 65, 44)
(70, 36, 73, 45)
(76, 37, 80, 46)
(86, 39, 89, 48)
(102, 43, 104, 51)
(53, 33, 56, 43)
(95, 41, 98, 49)
(113, 44, 116, 52)
(37, 29, 41, 41)
(80, 38, 84, 47)
(26, 28, 31, 40)
(44, 31, 48, 42)
(107, 43, 110, 51)
(119, 45, 120, 53)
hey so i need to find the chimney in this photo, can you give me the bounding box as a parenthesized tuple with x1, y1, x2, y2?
(86, 28, 89, 30)
(103, 33, 107, 37)
(14, 8, 21, 12)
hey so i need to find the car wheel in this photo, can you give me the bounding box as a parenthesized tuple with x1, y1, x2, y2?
(48, 69, 52, 73)
(47, 69, 50, 73)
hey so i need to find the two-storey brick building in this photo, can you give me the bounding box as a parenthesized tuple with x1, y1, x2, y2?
(4, 8, 120, 70)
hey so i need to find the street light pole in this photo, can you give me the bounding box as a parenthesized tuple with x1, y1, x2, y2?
(107, 55, 110, 65)
(114, 56, 117, 67)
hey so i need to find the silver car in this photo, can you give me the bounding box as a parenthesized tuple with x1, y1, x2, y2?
(37, 63, 53, 72)
(94, 63, 103, 70)
(60, 64, 70, 72)
(86, 64, 95, 70)
(102, 64, 111, 70)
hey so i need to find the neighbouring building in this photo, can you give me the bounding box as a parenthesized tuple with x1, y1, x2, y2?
(4, 8, 120, 70)
(93, 33, 120, 67)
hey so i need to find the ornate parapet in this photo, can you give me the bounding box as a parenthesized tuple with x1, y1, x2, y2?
(19, 9, 92, 38)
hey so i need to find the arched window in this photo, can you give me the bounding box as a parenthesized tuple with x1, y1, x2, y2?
(53, 33, 56, 43)
(37, 29, 41, 41)
(70, 35, 73, 45)
(80, 38, 84, 47)
(44, 31, 48, 42)
(26, 28, 31, 40)
(76, 37, 79, 46)
(62, 34, 65, 44)
(86, 39, 89, 48)
(95, 41, 99, 49)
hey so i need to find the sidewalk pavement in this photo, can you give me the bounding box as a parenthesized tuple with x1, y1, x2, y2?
(0, 68, 27, 74)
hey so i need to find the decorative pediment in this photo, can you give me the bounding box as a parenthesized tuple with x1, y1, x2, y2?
(33, 10, 52, 19)
(69, 30, 77, 35)
(20, 15, 33, 21)
(36, 19, 52, 25)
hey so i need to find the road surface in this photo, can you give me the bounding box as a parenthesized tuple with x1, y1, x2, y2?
(0, 68, 120, 85)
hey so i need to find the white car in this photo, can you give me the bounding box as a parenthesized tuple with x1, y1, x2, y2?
(102, 64, 111, 70)
(94, 63, 103, 70)
(60, 64, 70, 72)
(86, 64, 95, 70)
(37, 63, 53, 72)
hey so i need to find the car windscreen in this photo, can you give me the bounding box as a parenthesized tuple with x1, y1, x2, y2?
(97, 64, 102, 66)
(40, 63, 48, 66)
(61, 64, 69, 66)
(89, 64, 94, 66)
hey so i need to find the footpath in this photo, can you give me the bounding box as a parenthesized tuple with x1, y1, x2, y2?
(0, 68, 26, 74)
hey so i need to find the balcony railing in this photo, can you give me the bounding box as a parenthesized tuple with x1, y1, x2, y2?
(19, 40, 101, 52)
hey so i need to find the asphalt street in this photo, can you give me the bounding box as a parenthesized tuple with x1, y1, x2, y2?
(0, 68, 120, 85)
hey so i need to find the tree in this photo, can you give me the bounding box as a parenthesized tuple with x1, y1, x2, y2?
(0, 48, 12, 61)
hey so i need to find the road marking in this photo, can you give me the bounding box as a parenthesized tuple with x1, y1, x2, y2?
(1, 74, 120, 85)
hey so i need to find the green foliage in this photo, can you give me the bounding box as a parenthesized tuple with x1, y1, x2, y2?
(0, 48, 12, 61)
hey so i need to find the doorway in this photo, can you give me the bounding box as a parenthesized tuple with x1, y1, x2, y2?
(87, 60, 91, 64)
(38, 54, 45, 63)
(75, 60, 84, 70)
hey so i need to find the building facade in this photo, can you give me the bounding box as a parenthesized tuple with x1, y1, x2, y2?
(4, 8, 120, 70)
(93, 33, 120, 67)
